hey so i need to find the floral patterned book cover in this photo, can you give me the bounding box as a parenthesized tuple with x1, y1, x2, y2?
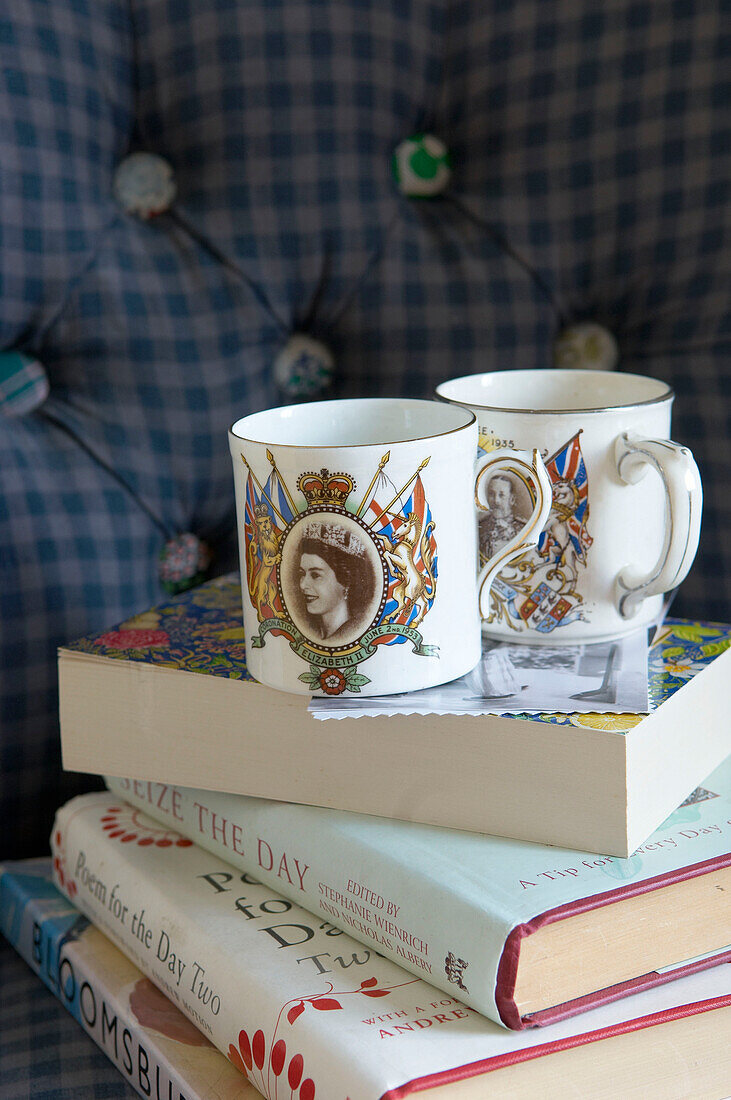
(62, 572, 731, 730)
(50, 796, 730, 1100)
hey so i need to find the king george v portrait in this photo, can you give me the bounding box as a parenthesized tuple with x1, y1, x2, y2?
(478, 472, 529, 560)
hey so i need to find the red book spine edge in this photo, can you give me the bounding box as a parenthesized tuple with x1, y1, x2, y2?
(495, 852, 731, 1030)
(380, 993, 731, 1099)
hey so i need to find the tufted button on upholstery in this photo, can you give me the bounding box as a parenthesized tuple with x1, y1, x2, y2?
(392, 133, 452, 197)
(113, 152, 177, 219)
(553, 322, 619, 372)
(273, 334, 335, 398)
(0, 351, 50, 417)
(158, 533, 212, 595)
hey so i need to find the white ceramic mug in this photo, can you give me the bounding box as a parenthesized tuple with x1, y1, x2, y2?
(436, 370, 702, 644)
(229, 398, 551, 696)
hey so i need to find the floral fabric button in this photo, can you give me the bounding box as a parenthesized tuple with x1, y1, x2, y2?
(554, 322, 619, 371)
(158, 533, 212, 595)
(273, 335, 335, 398)
(392, 133, 452, 197)
(113, 152, 177, 219)
(0, 351, 50, 416)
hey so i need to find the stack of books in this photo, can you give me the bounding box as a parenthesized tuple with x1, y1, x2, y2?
(2, 574, 730, 1099)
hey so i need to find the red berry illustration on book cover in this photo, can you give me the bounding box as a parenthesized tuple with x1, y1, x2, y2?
(227, 977, 416, 1098)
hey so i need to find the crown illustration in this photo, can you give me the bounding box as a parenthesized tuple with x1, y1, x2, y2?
(253, 502, 270, 519)
(302, 520, 367, 558)
(297, 468, 355, 509)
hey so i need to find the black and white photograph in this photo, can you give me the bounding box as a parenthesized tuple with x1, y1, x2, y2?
(310, 630, 650, 718)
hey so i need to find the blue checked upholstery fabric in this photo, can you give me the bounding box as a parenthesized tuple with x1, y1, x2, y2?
(0, 937, 137, 1098)
(0, 0, 728, 872)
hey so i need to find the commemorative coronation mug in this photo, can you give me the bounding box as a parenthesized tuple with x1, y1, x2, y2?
(229, 398, 551, 696)
(436, 369, 702, 644)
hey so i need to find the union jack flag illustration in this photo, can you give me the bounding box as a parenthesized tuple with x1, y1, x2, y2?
(259, 470, 295, 529)
(538, 431, 593, 566)
(367, 474, 438, 642)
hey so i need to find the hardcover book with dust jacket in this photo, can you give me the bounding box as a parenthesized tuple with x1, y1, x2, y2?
(107, 755, 731, 1029)
(48, 796, 731, 1100)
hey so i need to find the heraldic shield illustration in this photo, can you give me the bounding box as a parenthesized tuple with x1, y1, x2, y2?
(479, 431, 593, 635)
(240, 449, 439, 694)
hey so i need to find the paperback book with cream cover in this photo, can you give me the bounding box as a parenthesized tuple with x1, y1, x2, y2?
(58, 575, 731, 855)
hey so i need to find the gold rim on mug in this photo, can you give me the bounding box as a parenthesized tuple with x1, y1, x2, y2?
(436, 369, 674, 416)
(230, 397, 476, 448)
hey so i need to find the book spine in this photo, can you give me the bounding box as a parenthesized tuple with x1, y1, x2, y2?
(51, 793, 477, 1100)
(105, 776, 508, 1025)
(0, 861, 230, 1100)
(45, 794, 731, 1100)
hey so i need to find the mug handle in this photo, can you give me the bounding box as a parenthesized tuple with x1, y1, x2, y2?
(614, 432, 703, 619)
(475, 448, 553, 620)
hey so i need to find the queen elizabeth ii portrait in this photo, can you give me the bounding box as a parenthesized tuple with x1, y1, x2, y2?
(279, 515, 384, 647)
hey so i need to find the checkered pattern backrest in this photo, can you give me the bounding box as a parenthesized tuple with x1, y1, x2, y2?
(1, 0, 728, 858)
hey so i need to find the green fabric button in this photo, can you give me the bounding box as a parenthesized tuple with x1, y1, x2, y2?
(273, 335, 335, 398)
(392, 133, 452, 197)
(0, 351, 49, 416)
